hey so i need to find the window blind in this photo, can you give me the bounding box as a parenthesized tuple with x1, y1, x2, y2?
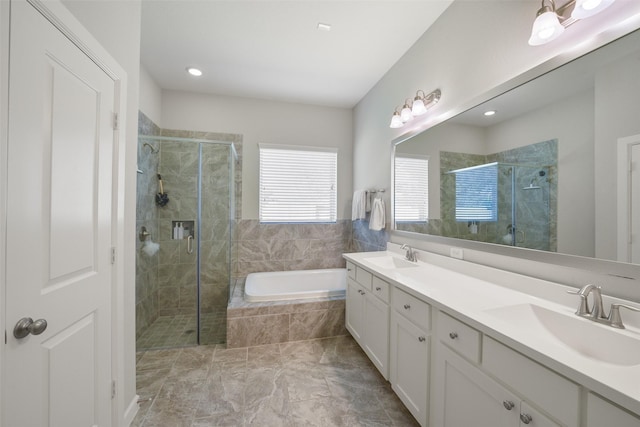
(394, 154, 428, 222)
(259, 145, 337, 223)
(453, 162, 498, 222)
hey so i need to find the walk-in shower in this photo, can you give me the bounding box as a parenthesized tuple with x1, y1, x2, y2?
(135, 135, 237, 350)
(497, 164, 552, 251)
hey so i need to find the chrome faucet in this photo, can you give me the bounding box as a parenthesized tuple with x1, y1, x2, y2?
(568, 284, 640, 329)
(400, 244, 417, 262)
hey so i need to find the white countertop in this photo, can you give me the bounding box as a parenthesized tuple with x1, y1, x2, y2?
(343, 245, 640, 416)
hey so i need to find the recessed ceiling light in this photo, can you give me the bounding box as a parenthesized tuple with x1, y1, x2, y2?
(317, 22, 331, 32)
(186, 67, 203, 77)
(484, 110, 497, 116)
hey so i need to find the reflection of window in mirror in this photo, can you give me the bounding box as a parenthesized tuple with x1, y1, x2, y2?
(394, 154, 429, 228)
(450, 162, 498, 222)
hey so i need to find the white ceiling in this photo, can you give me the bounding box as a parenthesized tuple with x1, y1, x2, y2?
(140, 1, 453, 108)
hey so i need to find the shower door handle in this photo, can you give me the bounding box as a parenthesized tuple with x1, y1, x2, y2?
(187, 235, 194, 254)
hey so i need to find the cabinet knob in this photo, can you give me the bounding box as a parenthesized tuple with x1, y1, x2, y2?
(376, 287, 381, 291)
(418, 336, 426, 342)
(502, 401, 515, 411)
(404, 304, 411, 310)
(520, 413, 532, 424)
(449, 332, 458, 340)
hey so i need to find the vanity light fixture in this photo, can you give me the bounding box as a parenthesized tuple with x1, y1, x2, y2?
(186, 67, 203, 77)
(528, 0, 617, 46)
(389, 89, 441, 129)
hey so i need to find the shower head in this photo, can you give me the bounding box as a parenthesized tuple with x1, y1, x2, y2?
(523, 177, 541, 190)
(143, 142, 158, 153)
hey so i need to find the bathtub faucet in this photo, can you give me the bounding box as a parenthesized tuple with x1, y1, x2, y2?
(400, 244, 417, 262)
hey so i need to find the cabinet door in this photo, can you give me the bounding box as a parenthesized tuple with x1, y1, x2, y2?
(346, 280, 365, 342)
(363, 291, 389, 379)
(390, 312, 429, 426)
(433, 344, 519, 427)
(586, 393, 640, 427)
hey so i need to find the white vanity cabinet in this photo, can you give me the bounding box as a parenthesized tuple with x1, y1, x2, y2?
(345, 262, 390, 379)
(434, 311, 577, 427)
(390, 287, 431, 426)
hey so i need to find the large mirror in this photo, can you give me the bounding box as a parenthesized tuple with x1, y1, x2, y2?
(392, 28, 640, 265)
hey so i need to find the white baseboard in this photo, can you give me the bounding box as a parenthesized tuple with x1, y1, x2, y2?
(123, 394, 140, 426)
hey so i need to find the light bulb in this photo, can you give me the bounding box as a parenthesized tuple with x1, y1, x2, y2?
(400, 105, 413, 123)
(528, 8, 565, 46)
(572, 0, 615, 19)
(389, 113, 404, 129)
(412, 98, 427, 116)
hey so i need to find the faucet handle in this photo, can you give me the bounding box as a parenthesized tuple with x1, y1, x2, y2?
(567, 289, 590, 316)
(608, 304, 640, 329)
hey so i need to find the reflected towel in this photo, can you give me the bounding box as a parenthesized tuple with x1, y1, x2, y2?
(369, 198, 386, 231)
(352, 189, 367, 220)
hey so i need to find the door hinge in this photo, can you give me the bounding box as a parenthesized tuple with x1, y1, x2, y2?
(111, 247, 117, 265)
(112, 112, 119, 131)
(112, 380, 116, 399)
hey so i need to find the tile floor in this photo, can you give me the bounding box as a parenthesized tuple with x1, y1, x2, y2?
(133, 335, 419, 426)
(137, 314, 227, 351)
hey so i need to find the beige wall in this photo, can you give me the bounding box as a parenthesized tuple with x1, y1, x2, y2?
(160, 90, 354, 220)
(139, 65, 163, 127)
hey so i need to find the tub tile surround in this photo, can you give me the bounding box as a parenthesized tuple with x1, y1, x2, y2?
(226, 281, 346, 348)
(236, 220, 352, 276)
(132, 336, 418, 427)
(347, 243, 640, 420)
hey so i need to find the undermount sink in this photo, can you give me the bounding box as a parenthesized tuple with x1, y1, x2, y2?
(484, 303, 640, 366)
(363, 255, 418, 269)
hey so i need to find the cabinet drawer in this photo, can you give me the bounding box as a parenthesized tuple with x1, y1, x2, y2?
(483, 336, 580, 427)
(372, 276, 390, 303)
(393, 288, 430, 330)
(437, 311, 481, 363)
(346, 261, 356, 280)
(355, 266, 372, 290)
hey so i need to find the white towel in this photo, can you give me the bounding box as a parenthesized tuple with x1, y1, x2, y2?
(369, 198, 386, 231)
(352, 190, 367, 220)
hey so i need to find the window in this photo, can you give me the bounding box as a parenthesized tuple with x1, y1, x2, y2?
(451, 162, 498, 222)
(259, 144, 337, 223)
(394, 154, 428, 222)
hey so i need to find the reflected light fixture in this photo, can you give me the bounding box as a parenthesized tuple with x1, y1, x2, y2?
(484, 110, 497, 116)
(186, 67, 203, 77)
(528, 0, 565, 46)
(528, 0, 617, 46)
(389, 89, 441, 129)
(572, 0, 615, 19)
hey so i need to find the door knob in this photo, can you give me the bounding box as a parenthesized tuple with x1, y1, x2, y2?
(13, 317, 48, 339)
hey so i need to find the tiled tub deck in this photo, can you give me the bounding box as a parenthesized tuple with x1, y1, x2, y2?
(226, 280, 347, 349)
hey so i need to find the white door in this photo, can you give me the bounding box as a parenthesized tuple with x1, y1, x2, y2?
(616, 134, 640, 263)
(5, 1, 116, 426)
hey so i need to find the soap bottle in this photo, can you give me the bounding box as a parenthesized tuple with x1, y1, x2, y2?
(173, 222, 179, 240)
(178, 222, 184, 239)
